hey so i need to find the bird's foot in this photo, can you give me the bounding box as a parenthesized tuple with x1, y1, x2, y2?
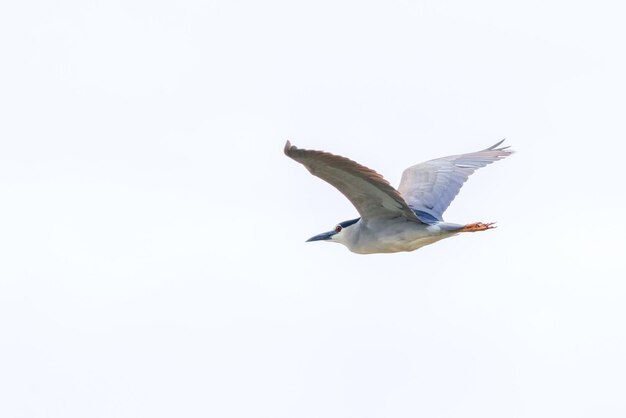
(461, 222, 496, 232)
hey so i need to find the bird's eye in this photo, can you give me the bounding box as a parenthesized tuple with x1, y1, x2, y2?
(334, 225, 342, 233)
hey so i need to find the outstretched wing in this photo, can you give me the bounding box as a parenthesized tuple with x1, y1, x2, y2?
(397, 140, 513, 222)
(285, 141, 420, 223)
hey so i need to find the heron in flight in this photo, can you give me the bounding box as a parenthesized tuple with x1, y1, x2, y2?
(284, 140, 513, 254)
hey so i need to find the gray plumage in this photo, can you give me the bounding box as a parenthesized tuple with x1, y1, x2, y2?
(284, 140, 513, 254)
(398, 139, 512, 222)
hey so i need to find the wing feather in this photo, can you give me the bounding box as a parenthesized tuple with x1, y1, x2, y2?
(285, 141, 420, 223)
(397, 140, 514, 221)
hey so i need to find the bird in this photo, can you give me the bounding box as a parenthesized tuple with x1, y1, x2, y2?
(284, 140, 513, 254)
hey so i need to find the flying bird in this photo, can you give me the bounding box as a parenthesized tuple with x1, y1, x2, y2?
(284, 140, 513, 254)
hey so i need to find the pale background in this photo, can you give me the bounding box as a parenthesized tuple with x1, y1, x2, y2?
(1, 1, 625, 417)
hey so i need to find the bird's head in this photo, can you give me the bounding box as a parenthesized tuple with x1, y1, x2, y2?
(306, 218, 360, 245)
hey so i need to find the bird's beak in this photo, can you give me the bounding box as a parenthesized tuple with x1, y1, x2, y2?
(306, 231, 334, 242)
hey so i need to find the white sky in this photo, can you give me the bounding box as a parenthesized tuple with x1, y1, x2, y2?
(1, 1, 625, 417)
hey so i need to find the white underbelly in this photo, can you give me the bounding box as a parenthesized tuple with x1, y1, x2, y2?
(351, 225, 456, 254)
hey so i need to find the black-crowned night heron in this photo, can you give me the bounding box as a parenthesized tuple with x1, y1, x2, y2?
(284, 140, 513, 254)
